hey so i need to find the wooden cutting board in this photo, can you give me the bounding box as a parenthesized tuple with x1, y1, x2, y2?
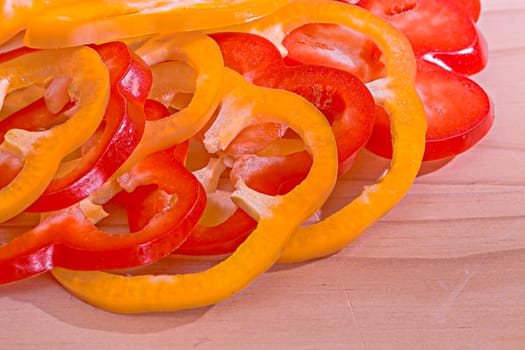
(1, 0, 524, 348)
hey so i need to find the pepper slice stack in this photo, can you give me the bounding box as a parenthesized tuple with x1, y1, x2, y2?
(0, 47, 109, 222)
(0, 0, 494, 314)
(52, 68, 339, 313)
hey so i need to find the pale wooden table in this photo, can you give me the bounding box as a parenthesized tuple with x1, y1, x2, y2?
(1, 0, 524, 349)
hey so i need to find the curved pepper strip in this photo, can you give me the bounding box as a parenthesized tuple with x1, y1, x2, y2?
(123, 184, 257, 256)
(0, 42, 151, 212)
(0, 47, 109, 223)
(219, 0, 427, 262)
(25, 42, 151, 212)
(0, 98, 73, 188)
(91, 32, 224, 199)
(125, 158, 258, 256)
(175, 208, 257, 256)
(51, 68, 338, 313)
(0, 144, 207, 284)
(355, 0, 487, 76)
(24, 0, 290, 49)
(212, 31, 376, 175)
(0, 0, 77, 46)
(148, 61, 196, 110)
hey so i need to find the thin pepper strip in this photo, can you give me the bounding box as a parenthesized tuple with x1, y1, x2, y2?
(212, 31, 376, 175)
(125, 157, 258, 256)
(51, 68, 338, 313)
(0, 41, 150, 212)
(0, 47, 109, 223)
(25, 42, 151, 212)
(24, 0, 290, 49)
(0, 0, 77, 46)
(0, 100, 206, 284)
(90, 32, 224, 204)
(221, 0, 426, 262)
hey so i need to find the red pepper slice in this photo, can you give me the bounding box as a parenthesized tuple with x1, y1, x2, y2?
(209, 32, 283, 87)
(126, 32, 375, 256)
(121, 100, 256, 256)
(365, 58, 494, 161)
(354, 0, 487, 75)
(0, 99, 64, 188)
(308, 0, 486, 76)
(281, 22, 385, 83)
(0, 98, 206, 283)
(281, 2, 492, 161)
(230, 151, 313, 196)
(454, 0, 481, 22)
(124, 185, 257, 256)
(0, 42, 151, 212)
(175, 208, 256, 256)
(212, 32, 375, 174)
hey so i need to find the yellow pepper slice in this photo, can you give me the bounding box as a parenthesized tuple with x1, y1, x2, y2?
(0, 47, 109, 223)
(24, 0, 290, 49)
(0, 0, 77, 46)
(221, 0, 427, 262)
(89, 32, 223, 204)
(52, 68, 338, 313)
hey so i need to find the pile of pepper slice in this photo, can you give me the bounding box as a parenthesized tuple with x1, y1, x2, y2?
(0, 0, 492, 313)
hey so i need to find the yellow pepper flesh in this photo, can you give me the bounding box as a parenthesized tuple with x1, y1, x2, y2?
(24, 0, 290, 49)
(89, 32, 224, 205)
(0, 47, 109, 223)
(51, 68, 338, 313)
(0, 0, 78, 46)
(222, 0, 427, 262)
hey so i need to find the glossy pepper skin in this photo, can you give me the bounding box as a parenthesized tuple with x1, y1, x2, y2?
(285, 0, 492, 161)
(0, 101, 207, 285)
(25, 42, 151, 212)
(0, 0, 78, 46)
(51, 68, 339, 313)
(0, 47, 110, 223)
(23, 0, 290, 49)
(342, 0, 488, 75)
(210, 0, 427, 262)
(124, 182, 258, 256)
(0, 42, 151, 212)
(103, 32, 225, 182)
(212, 31, 376, 176)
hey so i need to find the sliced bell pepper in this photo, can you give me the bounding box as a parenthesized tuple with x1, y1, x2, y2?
(230, 151, 313, 196)
(0, 100, 207, 284)
(281, 3, 492, 161)
(349, 0, 488, 76)
(123, 182, 257, 256)
(175, 207, 256, 256)
(24, 0, 290, 49)
(51, 68, 339, 313)
(0, 0, 78, 46)
(212, 31, 376, 175)
(0, 47, 109, 223)
(124, 154, 258, 256)
(215, 0, 427, 262)
(366, 58, 494, 161)
(101, 32, 224, 183)
(0, 98, 72, 189)
(27, 42, 150, 211)
(0, 41, 151, 212)
(281, 22, 385, 83)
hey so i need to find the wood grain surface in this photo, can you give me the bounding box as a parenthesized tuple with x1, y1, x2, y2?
(1, 0, 524, 349)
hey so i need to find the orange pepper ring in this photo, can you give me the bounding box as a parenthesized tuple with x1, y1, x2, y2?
(215, 0, 427, 262)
